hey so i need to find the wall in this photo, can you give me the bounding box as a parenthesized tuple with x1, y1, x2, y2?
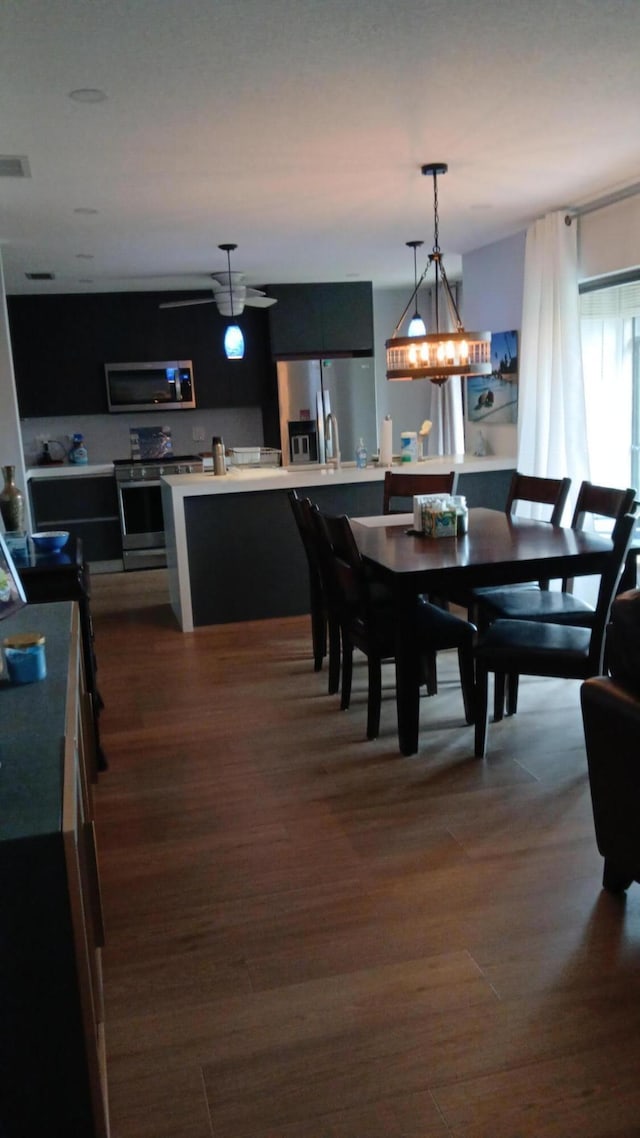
(462, 229, 526, 459)
(21, 407, 264, 468)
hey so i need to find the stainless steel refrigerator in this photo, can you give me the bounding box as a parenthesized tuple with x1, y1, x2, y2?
(277, 358, 378, 466)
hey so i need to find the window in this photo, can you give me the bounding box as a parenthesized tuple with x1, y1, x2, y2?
(580, 276, 640, 498)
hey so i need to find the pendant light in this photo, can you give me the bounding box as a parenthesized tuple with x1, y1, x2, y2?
(406, 240, 426, 337)
(219, 243, 245, 360)
(386, 163, 491, 384)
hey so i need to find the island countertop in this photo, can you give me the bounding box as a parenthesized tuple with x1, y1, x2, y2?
(161, 454, 515, 496)
(161, 455, 516, 632)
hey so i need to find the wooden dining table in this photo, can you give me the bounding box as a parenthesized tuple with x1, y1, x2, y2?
(351, 507, 616, 756)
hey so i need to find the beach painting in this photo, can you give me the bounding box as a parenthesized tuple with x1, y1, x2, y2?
(466, 330, 518, 424)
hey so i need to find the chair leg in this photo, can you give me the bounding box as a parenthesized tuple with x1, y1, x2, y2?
(457, 642, 475, 725)
(311, 600, 326, 672)
(474, 663, 489, 757)
(327, 615, 341, 695)
(603, 858, 634, 894)
(424, 651, 438, 696)
(493, 672, 506, 721)
(366, 656, 382, 739)
(340, 635, 353, 710)
(506, 672, 519, 716)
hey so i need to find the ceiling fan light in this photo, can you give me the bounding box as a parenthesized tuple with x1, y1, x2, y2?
(224, 324, 245, 360)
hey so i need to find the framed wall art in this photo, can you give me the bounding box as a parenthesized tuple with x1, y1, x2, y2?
(466, 329, 518, 425)
(0, 531, 27, 623)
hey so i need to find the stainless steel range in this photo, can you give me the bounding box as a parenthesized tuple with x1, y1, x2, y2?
(114, 454, 203, 570)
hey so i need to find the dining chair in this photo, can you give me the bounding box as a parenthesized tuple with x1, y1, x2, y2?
(313, 506, 476, 740)
(382, 469, 458, 515)
(472, 480, 637, 631)
(288, 489, 340, 693)
(472, 511, 636, 757)
(447, 471, 572, 621)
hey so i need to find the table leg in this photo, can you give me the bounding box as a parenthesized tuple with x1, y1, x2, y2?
(394, 592, 422, 756)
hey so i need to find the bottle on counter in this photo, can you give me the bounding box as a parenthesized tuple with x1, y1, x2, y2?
(355, 438, 368, 469)
(68, 433, 88, 464)
(212, 436, 226, 476)
(0, 465, 26, 533)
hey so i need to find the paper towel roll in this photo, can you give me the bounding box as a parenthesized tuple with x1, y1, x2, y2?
(380, 416, 393, 467)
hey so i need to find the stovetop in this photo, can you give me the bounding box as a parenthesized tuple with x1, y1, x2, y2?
(114, 454, 203, 479)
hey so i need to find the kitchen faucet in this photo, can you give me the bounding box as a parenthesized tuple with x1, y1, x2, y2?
(324, 411, 341, 469)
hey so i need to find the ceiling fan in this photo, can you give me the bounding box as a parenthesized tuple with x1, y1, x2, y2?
(159, 243, 277, 317)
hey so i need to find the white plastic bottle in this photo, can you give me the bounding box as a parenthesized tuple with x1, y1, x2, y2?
(355, 438, 368, 469)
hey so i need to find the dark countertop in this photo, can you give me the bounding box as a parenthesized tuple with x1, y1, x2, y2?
(0, 601, 73, 843)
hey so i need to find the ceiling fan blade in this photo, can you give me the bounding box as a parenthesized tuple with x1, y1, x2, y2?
(245, 295, 278, 308)
(159, 297, 217, 309)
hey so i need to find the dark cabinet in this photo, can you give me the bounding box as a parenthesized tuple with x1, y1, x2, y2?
(266, 282, 374, 358)
(30, 474, 122, 563)
(7, 292, 275, 417)
(0, 602, 109, 1137)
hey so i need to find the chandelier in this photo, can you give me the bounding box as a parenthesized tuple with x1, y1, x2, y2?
(386, 163, 491, 385)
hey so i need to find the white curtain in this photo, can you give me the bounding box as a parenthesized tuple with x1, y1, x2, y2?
(422, 284, 465, 456)
(518, 211, 589, 515)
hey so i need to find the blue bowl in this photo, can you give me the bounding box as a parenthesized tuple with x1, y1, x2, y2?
(31, 531, 70, 553)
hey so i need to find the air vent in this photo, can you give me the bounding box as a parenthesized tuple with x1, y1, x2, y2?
(25, 272, 55, 281)
(0, 155, 31, 178)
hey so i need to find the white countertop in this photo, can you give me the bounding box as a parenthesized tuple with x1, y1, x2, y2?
(27, 463, 115, 479)
(161, 455, 515, 497)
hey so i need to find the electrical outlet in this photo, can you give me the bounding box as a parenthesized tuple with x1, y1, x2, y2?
(192, 426, 205, 442)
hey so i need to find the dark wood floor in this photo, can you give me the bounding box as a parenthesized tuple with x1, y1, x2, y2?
(91, 570, 640, 1138)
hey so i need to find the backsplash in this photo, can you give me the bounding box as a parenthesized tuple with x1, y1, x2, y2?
(21, 406, 265, 467)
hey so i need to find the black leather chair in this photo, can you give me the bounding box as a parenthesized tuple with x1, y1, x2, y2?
(288, 489, 340, 693)
(473, 512, 636, 757)
(447, 471, 572, 620)
(313, 507, 476, 740)
(473, 480, 636, 630)
(581, 588, 640, 893)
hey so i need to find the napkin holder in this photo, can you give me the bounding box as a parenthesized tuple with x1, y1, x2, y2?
(413, 495, 458, 538)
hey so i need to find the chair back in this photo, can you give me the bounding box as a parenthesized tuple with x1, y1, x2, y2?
(312, 508, 367, 619)
(288, 489, 321, 580)
(570, 481, 636, 530)
(383, 470, 458, 515)
(506, 472, 571, 525)
(587, 512, 636, 674)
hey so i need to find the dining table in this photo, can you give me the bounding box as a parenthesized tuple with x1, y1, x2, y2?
(351, 507, 617, 756)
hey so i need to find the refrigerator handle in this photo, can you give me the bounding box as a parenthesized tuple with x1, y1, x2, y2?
(317, 389, 327, 465)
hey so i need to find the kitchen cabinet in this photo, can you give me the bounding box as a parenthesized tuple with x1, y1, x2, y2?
(266, 282, 374, 358)
(7, 291, 275, 416)
(0, 602, 109, 1137)
(29, 473, 122, 563)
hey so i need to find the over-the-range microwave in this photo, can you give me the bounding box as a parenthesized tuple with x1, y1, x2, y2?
(104, 360, 196, 413)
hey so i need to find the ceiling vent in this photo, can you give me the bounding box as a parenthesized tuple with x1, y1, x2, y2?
(25, 271, 55, 281)
(0, 155, 31, 178)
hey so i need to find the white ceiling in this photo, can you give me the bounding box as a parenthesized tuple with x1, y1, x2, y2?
(2, 0, 640, 297)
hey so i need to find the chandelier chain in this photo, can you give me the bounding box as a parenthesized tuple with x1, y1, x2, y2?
(432, 171, 440, 253)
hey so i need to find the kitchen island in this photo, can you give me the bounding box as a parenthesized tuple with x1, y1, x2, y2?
(161, 456, 515, 631)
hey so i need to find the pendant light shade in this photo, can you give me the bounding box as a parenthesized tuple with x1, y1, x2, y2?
(224, 324, 245, 359)
(386, 164, 491, 384)
(220, 243, 245, 360)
